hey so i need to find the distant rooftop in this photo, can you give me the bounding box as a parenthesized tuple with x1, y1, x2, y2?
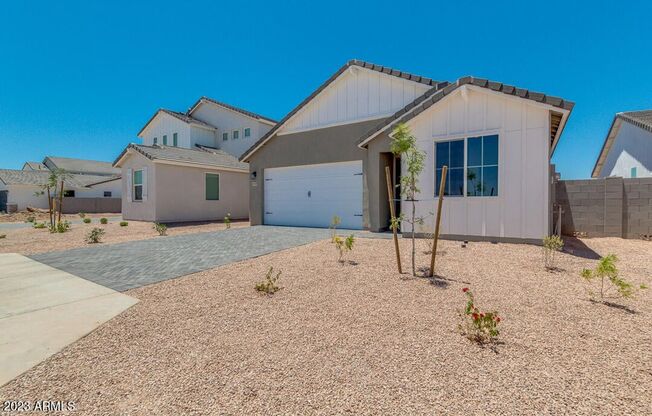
(114, 144, 248, 171)
(43, 156, 121, 176)
(0, 169, 119, 188)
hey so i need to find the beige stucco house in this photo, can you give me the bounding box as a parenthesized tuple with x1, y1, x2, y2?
(114, 97, 275, 223)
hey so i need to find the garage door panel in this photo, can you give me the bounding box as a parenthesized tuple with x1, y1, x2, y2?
(264, 161, 363, 229)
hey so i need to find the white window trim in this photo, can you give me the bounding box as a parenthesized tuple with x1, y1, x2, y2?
(232, 129, 240, 140)
(222, 132, 229, 141)
(133, 169, 144, 202)
(205, 172, 220, 201)
(433, 132, 500, 198)
(244, 127, 251, 137)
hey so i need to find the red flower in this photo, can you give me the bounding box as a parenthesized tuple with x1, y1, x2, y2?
(462, 288, 469, 293)
(472, 313, 479, 320)
(496, 317, 501, 323)
(480, 313, 485, 318)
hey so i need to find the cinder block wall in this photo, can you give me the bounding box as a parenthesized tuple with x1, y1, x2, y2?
(555, 177, 652, 238)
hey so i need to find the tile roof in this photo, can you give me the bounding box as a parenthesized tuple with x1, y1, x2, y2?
(44, 156, 121, 176)
(357, 76, 574, 148)
(240, 59, 446, 162)
(0, 169, 120, 188)
(137, 109, 217, 137)
(188, 96, 277, 124)
(114, 144, 248, 171)
(592, 110, 652, 177)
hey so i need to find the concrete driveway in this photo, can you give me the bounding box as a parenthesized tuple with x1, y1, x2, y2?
(28, 225, 356, 292)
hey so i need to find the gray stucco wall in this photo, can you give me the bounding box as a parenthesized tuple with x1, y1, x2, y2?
(121, 155, 157, 222)
(556, 177, 652, 238)
(246, 119, 383, 230)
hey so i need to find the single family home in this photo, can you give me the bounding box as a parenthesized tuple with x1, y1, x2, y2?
(114, 97, 276, 223)
(592, 110, 652, 178)
(241, 60, 574, 243)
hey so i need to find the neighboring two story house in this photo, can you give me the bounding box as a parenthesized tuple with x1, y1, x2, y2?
(114, 97, 276, 223)
(241, 60, 574, 243)
(592, 110, 652, 178)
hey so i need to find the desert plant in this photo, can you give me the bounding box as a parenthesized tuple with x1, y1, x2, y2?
(83, 218, 92, 224)
(153, 222, 167, 236)
(86, 227, 105, 244)
(224, 213, 231, 229)
(330, 215, 341, 241)
(255, 266, 282, 294)
(459, 288, 501, 344)
(78, 212, 86, 219)
(33, 222, 46, 229)
(333, 234, 355, 262)
(100, 217, 108, 225)
(35, 168, 70, 230)
(581, 254, 647, 302)
(25, 215, 36, 223)
(543, 235, 564, 270)
(49, 220, 71, 233)
(0, 234, 6, 239)
(391, 123, 426, 276)
(119, 221, 128, 227)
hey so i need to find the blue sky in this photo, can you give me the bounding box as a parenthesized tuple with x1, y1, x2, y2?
(1, 0, 650, 178)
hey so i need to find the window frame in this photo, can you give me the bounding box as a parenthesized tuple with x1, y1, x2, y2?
(205, 172, 220, 201)
(244, 127, 251, 138)
(173, 132, 178, 147)
(232, 129, 239, 140)
(103, 191, 112, 198)
(162, 134, 167, 146)
(133, 169, 143, 202)
(433, 132, 500, 199)
(153, 137, 158, 146)
(222, 132, 229, 141)
(63, 190, 75, 198)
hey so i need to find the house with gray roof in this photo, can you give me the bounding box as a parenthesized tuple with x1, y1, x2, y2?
(241, 59, 574, 242)
(592, 110, 652, 179)
(114, 97, 275, 222)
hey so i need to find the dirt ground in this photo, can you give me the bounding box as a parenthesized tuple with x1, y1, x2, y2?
(0, 211, 117, 223)
(1, 236, 650, 415)
(0, 220, 249, 255)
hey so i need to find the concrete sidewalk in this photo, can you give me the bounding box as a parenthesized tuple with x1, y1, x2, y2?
(0, 253, 138, 386)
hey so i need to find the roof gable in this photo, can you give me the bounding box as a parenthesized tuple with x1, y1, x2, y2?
(240, 59, 445, 162)
(137, 109, 216, 137)
(114, 144, 248, 171)
(43, 156, 121, 176)
(187, 97, 277, 125)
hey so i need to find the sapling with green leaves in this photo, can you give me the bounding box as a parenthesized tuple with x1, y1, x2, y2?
(543, 235, 564, 271)
(224, 213, 231, 229)
(86, 227, 105, 244)
(35, 168, 71, 232)
(153, 222, 168, 236)
(255, 266, 282, 295)
(581, 254, 647, 302)
(390, 123, 426, 276)
(333, 234, 355, 262)
(330, 215, 341, 241)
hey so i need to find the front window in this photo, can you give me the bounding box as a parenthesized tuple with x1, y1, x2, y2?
(63, 190, 75, 197)
(244, 128, 251, 137)
(205, 173, 219, 200)
(163, 135, 167, 145)
(104, 191, 112, 197)
(153, 137, 158, 146)
(233, 130, 239, 140)
(222, 132, 228, 141)
(173, 133, 178, 146)
(133, 170, 143, 201)
(435, 134, 499, 197)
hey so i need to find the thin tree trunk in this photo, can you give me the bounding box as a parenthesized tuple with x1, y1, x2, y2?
(58, 180, 64, 224)
(411, 198, 416, 276)
(46, 188, 53, 228)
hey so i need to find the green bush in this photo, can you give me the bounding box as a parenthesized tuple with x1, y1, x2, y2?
(25, 216, 36, 223)
(543, 235, 564, 270)
(255, 267, 282, 295)
(153, 222, 167, 236)
(224, 213, 231, 229)
(33, 222, 47, 229)
(83, 218, 92, 224)
(581, 254, 647, 302)
(49, 220, 71, 233)
(459, 288, 501, 344)
(333, 234, 355, 262)
(86, 227, 105, 244)
(99, 217, 108, 225)
(119, 221, 128, 227)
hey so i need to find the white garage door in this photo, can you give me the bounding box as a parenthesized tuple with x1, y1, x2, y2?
(264, 161, 363, 229)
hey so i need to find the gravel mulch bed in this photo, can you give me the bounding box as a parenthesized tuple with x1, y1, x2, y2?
(0, 211, 115, 223)
(0, 220, 248, 255)
(1, 237, 650, 415)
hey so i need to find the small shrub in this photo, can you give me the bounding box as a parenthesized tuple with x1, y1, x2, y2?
(86, 227, 105, 244)
(459, 288, 501, 344)
(255, 267, 281, 295)
(0, 234, 6, 239)
(119, 221, 128, 227)
(333, 234, 355, 262)
(153, 222, 167, 236)
(78, 212, 86, 219)
(33, 222, 47, 229)
(330, 215, 341, 241)
(99, 217, 108, 225)
(25, 215, 36, 223)
(224, 213, 231, 229)
(83, 218, 92, 224)
(543, 235, 564, 270)
(581, 254, 647, 302)
(49, 220, 71, 233)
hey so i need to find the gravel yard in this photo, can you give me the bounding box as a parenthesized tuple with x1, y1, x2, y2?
(1, 236, 650, 415)
(0, 211, 115, 223)
(0, 220, 248, 255)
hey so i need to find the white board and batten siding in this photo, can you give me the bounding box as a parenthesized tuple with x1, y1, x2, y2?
(406, 86, 551, 240)
(278, 67, 431, 135)
(264, 161, 364, 229)
(140, 112, 192, 148)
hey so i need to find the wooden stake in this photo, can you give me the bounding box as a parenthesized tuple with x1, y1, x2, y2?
(429, 165, 447, 277)
(385, 165, 402, 274)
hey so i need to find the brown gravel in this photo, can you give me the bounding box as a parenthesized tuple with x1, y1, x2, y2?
(0, 211, 116, 223)
(1, 237, 651, 415)
(0, 220, 249, 255)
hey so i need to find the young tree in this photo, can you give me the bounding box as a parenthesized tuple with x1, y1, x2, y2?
(36, 168, 71, 232)
(390, 123, 426, 276)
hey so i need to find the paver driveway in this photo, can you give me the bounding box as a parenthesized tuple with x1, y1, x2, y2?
(28, 226, 340, 291)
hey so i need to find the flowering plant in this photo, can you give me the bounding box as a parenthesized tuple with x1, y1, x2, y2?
(459, 288, 501, 343)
